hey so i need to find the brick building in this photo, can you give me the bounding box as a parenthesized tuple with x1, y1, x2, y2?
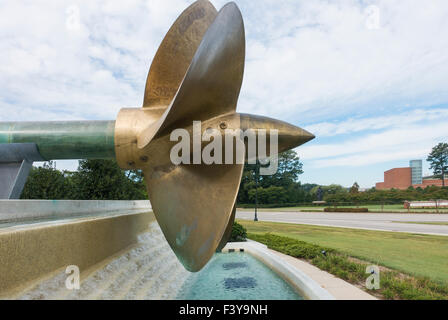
(376, 160, 445, 190)
(376, 168, 412, 190)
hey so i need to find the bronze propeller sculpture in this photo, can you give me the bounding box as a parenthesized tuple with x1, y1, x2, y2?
(0, 0, 314, 271)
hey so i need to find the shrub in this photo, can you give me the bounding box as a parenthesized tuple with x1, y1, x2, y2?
(248, 233, 448, 300)
(230, 221, 247, 242)
(237, 202, 318, 209)
(324, 207, 369, 213)
(249, 233, 333, 259)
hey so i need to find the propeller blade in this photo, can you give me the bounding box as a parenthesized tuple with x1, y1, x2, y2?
(138, 2, 245, 148)
(143, 0, 218, 108)
(144, 160, 243, 272)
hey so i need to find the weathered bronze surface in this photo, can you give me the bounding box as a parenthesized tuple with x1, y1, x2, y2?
(143, 0, 218, 108)
(114, 1, 313, 271)
(0, 0, 315, 271)
(216, 205, 236, 252)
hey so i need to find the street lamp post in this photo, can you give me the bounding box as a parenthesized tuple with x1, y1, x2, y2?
(254, 160, 259, 222)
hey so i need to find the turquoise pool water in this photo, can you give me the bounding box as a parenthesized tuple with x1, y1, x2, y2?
(176, 252, 303, 300)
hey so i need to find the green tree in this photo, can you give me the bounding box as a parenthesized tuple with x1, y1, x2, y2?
(237, 150, 306, 205)
(260, 150, 304, 188)
(69, 159, 147, 200)
(248, 186, 288, 204)
(21, 161, 70, 199)
(323, 185, 448, 204)
(350, 182, 360, 194)
(236, 163, 257, 203)
(311, 184, 347, 197)
(427, 143, 448, 187)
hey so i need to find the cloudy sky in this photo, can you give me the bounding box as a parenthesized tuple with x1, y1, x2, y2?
(1, 0, 447, 187)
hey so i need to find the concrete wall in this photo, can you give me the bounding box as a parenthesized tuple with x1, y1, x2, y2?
(0, 200, 151, 224)
(0, 200, 154, 297)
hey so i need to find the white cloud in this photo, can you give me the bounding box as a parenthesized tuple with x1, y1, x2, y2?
(1, 0, 447, 184)
(1, 0, 447, 123)
(304, 108, 448, 137)
(0, 0, 191, 121)
(232, 0, 448, 124)
(298, 121, 448, 167)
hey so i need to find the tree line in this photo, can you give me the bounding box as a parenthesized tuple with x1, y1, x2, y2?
(21, 142, 448, 204)
(21, 160, 147, 200)
(322, 185, 448, 204)
(236, 150, 316, 205)
(21, 151, 313, 203)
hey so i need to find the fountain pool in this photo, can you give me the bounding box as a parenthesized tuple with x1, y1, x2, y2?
(9, 220, 328, 300)
(176, 252, 304, 300)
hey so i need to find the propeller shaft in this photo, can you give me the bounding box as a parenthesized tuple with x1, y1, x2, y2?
(0, 121, 115, 160)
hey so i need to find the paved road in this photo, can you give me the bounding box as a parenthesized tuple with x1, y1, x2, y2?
(236, 210, 448, 236)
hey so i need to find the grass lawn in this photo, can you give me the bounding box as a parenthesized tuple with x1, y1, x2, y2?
(238, 220, 448, 283)
(238, 204, 448, 213)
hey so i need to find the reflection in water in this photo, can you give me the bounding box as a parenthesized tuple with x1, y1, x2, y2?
(224, 277, 257, 289)
(222, 262, 248, 270)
